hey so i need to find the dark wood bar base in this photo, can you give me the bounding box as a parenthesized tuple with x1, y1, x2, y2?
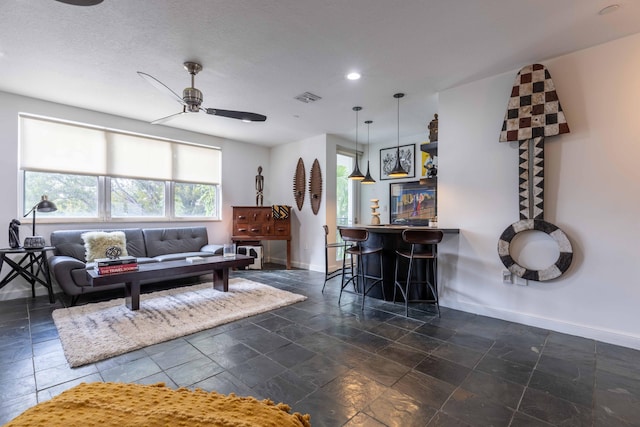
(338, 225, 459, 301)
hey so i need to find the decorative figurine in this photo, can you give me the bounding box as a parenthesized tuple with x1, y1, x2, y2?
(255, 166, 264, 206)
(428, 113, 438, 142)
(9, 219, 21, 249)
(370, 199, 380, 225)
(105, 245, 123, 259)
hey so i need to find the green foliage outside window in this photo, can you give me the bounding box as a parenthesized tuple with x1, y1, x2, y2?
(111, 178, 165, 217)
(24, 171, 98, 217)
(175, 183, 217, 217)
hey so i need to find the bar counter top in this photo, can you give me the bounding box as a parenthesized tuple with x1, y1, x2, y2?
(338, 224, 460, 234)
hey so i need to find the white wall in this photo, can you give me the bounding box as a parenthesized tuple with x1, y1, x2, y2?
(438, 33, 640, 349)
(0, 91, 268, 300)
(269, 134, 328, 271)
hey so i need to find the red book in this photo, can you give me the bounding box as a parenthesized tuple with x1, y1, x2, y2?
(97, 264, 139, 275)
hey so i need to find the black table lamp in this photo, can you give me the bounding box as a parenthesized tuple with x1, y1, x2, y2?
(24, 195, 57, 236)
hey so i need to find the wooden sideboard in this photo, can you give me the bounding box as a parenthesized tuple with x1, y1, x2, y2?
(231, 206, 292, 269)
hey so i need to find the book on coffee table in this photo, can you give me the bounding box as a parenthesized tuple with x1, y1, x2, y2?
(95, 256, 138, 266)
(94, 256, 139, 275)
(96, 263, 139, 275)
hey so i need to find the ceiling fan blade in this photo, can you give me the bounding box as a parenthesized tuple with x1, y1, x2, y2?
(205, 108, 267, 122)
(151, 107, 188, 124)
(137, 71, 185, 106)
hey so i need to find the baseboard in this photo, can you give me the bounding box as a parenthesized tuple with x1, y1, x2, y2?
(0, 286, 52, 302)
(442, 299, 640, 351)
(265, 256, 322, 272)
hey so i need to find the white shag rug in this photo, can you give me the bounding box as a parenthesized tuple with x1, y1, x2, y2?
(52, 278, 307, 367)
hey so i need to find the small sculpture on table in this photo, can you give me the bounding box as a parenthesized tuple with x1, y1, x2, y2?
(8, 219, 21, 249)
(105, 245, 123, 259)
(370, 199, 381, 225)
(255, 166, 264, 207)
(428, 113, 438, 142)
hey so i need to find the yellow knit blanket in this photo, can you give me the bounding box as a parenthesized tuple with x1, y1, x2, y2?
(5, 382, 311, 427)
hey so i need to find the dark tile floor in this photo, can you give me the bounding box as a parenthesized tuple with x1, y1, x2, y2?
(1, 267, 640, 426)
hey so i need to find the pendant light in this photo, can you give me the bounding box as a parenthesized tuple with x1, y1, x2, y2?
(388, 93, 408, 177)
(361, 120, 376, 184)
(348, 106, 365, 180)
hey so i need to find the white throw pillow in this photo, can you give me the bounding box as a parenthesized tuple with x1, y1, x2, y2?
(81, 231, 129, 262)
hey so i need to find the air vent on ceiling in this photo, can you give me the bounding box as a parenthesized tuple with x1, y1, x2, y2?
(294, 92, 322, 103)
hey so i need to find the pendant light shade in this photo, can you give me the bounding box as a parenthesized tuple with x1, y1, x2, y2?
(361, 120, 376, 184)
(348, 106, 365, 180)
(388, 93, 408, 177)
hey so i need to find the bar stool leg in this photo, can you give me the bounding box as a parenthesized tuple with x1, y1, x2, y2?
(405, 255, 414, 317)
(339, 248, 357, 305)
(339, 247, 349, 304)
(427, 257, 440, 318)
(361, 251, 384, 311)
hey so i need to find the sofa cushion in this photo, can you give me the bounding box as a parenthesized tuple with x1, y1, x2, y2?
(81, 231, 129, 262)
(51, 229, 147, 261)
(143, 227, 209, 257)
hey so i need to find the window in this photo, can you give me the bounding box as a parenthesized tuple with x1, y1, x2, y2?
(335, 152, 358, 261)
(19, 114, 221, 221)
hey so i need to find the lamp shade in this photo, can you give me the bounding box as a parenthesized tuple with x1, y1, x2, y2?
(35, 196, 57, 213)
(348, 106, 365, 180)
(361, 120, 376, 184)
(388, 93, 408, 177)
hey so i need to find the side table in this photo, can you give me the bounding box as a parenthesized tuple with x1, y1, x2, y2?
(0, 246, 56, 303)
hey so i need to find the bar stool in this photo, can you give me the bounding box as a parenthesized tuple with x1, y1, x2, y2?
(339, 228, 384, 310)
(322, 225, 350, 293)
(394, 229, 443, 317)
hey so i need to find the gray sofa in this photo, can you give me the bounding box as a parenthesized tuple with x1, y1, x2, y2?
(49, 226, 222, 302)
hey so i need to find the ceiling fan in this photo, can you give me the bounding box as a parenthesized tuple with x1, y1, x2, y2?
(137, 62, 267, 124)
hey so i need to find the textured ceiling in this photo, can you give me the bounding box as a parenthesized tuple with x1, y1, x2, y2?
(1, 1, 639, 147)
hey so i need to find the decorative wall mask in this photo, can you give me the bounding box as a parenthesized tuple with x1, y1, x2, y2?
(497, 64, 573, 281)
(309, 159, 322, 215)
(293, 158, 305, 210)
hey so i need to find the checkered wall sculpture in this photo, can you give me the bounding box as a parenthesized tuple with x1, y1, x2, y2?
(497, 64, 574, 281)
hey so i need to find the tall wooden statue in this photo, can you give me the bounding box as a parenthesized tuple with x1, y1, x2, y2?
(255, 166, 264, 206)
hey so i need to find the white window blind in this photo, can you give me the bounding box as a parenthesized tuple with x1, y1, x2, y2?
(19, 115, 221, 183)
(108, 132, 172, 180)
(20, 116, 107, 175)
(173, 143, 221, 184)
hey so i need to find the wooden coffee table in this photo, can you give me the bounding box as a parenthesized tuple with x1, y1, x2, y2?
(86, 255, 254, 310)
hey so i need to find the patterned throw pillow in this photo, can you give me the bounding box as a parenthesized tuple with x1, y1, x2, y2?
(81, 231, 128, 262)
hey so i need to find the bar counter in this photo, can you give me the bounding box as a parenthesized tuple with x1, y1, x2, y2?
(338, 225, 460, 301)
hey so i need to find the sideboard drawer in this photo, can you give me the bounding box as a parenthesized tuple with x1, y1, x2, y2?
(273, 222, 290, 236)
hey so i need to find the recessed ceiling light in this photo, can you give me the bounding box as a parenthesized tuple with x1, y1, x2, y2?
(598, 4, 620, 15)
(346, 72, 361, 81)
